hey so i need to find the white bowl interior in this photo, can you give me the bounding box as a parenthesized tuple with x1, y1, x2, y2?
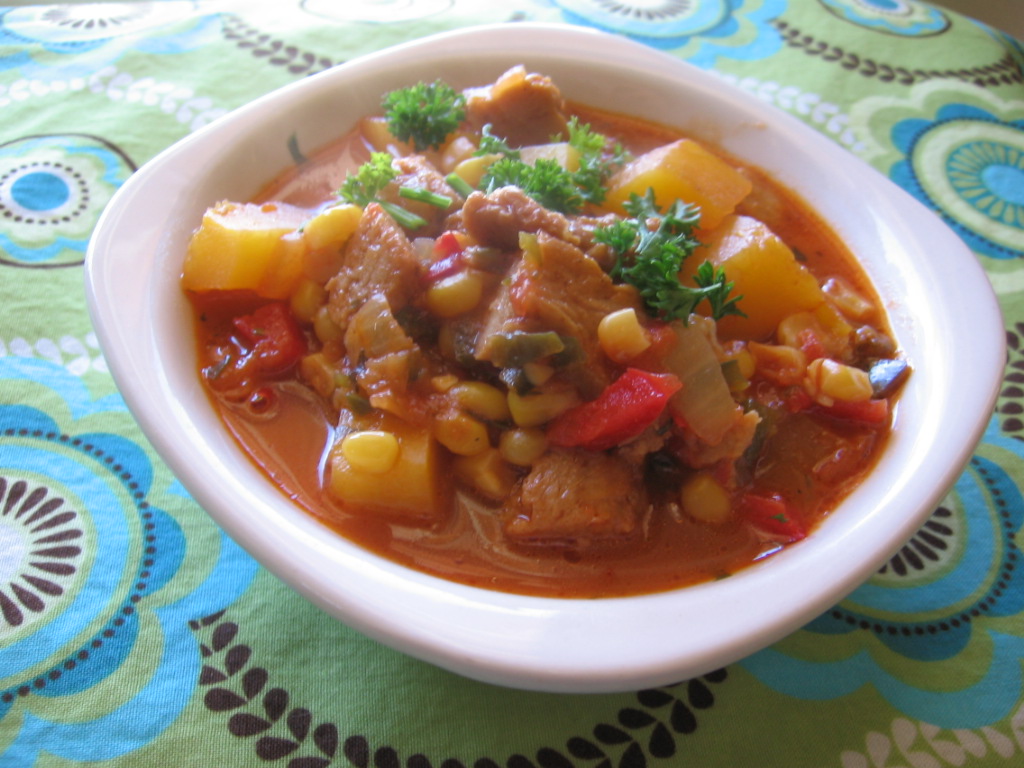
(85, 23, 1004, 692)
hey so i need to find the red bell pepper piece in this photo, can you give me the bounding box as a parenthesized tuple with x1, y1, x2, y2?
(739, 493, 807, 543)
(424, 252, 463, 284)
(423, 231, 466, 284)
(233, 302, 306, 376)
(547, 368, 682, 451)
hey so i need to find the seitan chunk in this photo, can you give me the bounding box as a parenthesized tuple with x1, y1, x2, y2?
(503, 448, 646, 546)
(326, 203, 420, 336)
(463, 66, 568, 148)
(507, 230, 642, 392)
(461, 187, 576, 251)
(379, 155, 461, 233)
(674, 409, 760, 469)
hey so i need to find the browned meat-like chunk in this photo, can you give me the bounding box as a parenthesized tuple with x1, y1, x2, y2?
(568, 212, 622, 271)
(674, 409, 760, 469)
(461, 187, 577, 251)
(503, 448, 646, 546)
(508, 231, 642, 392)
(378, 155, 461, 233)
(473, 281, 534, 364)
(326, 203, 420, 336)
(463, 66, 568, 148)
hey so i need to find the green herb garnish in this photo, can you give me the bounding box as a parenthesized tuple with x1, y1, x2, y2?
(444, 172, 475, 198)
(481, 156, 585, 213)
(383, 80, 466, 151)
(338, 152, 427, 229)
(598, 190, 743, 323)
(476, 118, 627, 214)
(565, 117, 629, 206)
(398, 185, 453, 209)
(476, 124, 520, 159)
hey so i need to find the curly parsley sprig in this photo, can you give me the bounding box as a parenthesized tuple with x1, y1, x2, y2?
(338, 152, 432, 230)
(597, 190, 744, 323)
(382, 80, 466, 152)
(477, 117, 628, 215)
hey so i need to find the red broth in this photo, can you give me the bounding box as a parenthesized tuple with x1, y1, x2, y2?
(184, 76, 903, 598)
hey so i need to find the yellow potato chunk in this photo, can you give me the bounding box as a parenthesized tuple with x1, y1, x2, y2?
(697, 215, 826, 340)
(604, 139, 752, 230)
(519, 142, 580, 171)
(181, 201, 309, 299)
(327, 417, 449, 526)
(359, 116, 414, 154)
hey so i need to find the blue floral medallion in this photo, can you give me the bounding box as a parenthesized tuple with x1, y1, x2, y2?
(0, 358, 257, 764)
(818, 0, 949, 37)
(550, 0, 787, 66)
(741, 418, 1024, 729)
(0, 3, 218, 81)
(892, 103, 1024, 260)
(0, 134, 135, 268)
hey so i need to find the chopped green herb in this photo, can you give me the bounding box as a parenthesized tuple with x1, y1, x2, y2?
(398, 185, 453, 209)
(383, 80, 466, 151)
(338, 152, 397, 206)
(475, 124, 519, 159)
(474, 118, 627, 214)
(445, 172, 475, 198)
(338, 152, 427, 230)
(565, 116, 629, 206)
(482, 156, 584, 213)
(598, 189, 744, 323)
(693, 260, 743, 320)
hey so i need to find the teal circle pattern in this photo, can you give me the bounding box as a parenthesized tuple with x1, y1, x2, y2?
(891, 104, 1024, 259)
(550, 0, 787, 66)
(818, 0, 949, 36)
(0, 358, 258, 764)
(0, 134, 135, 268)
(741, 418, 1024, 730)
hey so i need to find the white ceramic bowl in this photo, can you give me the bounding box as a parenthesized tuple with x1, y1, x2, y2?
(85, 23, 1004, 693)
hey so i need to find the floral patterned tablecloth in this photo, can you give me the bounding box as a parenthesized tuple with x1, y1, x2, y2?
(1, 1, 1023, 766)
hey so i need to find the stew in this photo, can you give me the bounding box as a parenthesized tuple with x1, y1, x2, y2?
(181, 67, 909, 598)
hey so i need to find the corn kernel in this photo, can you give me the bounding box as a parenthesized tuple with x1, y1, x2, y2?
(340, 430, 400, 474)
(450, 381, 510, 422)
(290, 278, 326, 323)
(748, 342, 807, 387)
(523, 362, 554, 387)
(430, 374, 459, 393)
(303, 204, 362, 251)
(777, 312, 822, 351)
(598, 307, 651, 363)
(680, 472, 732, 524)
(805, 358, 873, 405)
(434, 412, 490, 456)
(426, 270, 483, 318)
(507, 388, 579, 428)
(499, 428, 548, 466)
(454, 447, 516, 500)
(313, 305, 344, 344)
(722, 342, 756, 380)
(812, 302, 854, 358)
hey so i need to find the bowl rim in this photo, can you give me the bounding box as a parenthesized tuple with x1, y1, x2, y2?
(84, 22, 1006, 692)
